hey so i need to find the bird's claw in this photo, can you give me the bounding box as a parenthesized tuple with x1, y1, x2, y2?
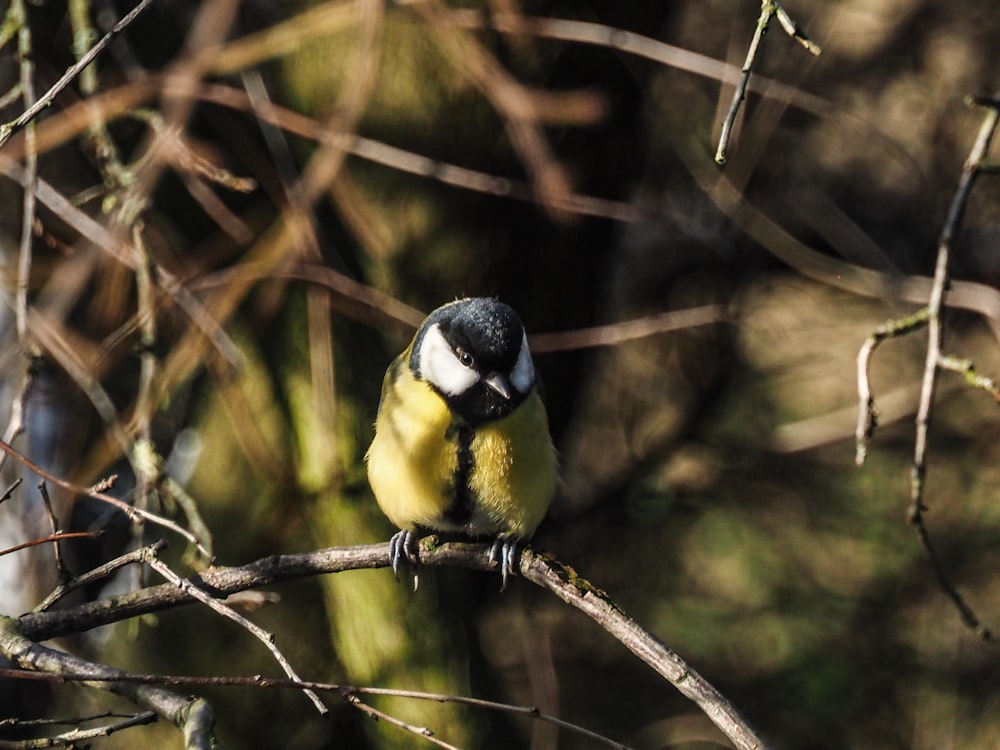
(489, 537, 519, 591)
(389, 530, 420, 591)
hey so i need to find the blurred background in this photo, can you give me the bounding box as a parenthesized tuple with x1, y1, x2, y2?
(2, 0, 1000, 748)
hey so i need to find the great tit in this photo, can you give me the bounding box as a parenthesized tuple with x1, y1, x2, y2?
(366, 297, 557, 589)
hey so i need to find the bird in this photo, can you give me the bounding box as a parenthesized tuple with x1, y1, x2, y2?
(366, 297, 558, 590)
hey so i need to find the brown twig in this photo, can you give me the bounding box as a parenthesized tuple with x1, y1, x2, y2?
(0, 436, 211, 559)
(0, 0, 160, 149)
(0, 668, 632, 749)
(144, 552, 328, 715)
(16, 542, 773, 750)
(0, 531, 102, 560)
(0, 617, 215, 750)
(529, 304, 728, 353)
(34, 541, 168, 611)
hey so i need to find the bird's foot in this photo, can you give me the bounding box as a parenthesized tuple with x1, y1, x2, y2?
(389, 530, 421, 591)
(488, 537, 520, 592)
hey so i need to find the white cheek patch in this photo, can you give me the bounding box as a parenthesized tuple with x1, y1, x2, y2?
(419, 323, 480, 396)
(509, 332, 536, 395)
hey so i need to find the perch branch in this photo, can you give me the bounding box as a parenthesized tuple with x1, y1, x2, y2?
(15, 542, 773, 750)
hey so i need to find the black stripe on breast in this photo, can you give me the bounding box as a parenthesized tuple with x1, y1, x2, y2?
(444, 422, 476, 525)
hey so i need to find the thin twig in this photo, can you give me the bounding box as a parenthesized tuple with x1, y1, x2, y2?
(905, 94, 1000, 643)
(343, 691, 459, 750)
(0, 436, 212, 559)
(37, 482, 69, 580)
(144, 553, 328, 716)
(0, 711, 157, 749)
(34, 540, 168, 612)
(529, 304, 728, 353)
(715, 0, 820, 165)
(0, 357, 37, 474)
(937, 355, 1000, 401)
(0, 0, 160, 149)
(855, 308, 929, 466)
(12, 0, 37, 348)
(911, 520, 995, 643)
(0, 477, 22, 505)
(0, 531, 102, 560)
(16, 542, 772, 750)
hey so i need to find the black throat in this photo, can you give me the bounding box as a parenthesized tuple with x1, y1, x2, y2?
(444, 421, 477, 525)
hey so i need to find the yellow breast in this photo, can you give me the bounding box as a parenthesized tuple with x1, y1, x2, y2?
(366, 356, 458, 531)
(467, 391, 557, 538)
(366, 357, 557, 540)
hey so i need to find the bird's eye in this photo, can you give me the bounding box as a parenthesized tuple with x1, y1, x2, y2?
(457, 349, 475, 368)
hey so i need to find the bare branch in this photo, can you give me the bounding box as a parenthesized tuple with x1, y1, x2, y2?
(144, 553, 328, 715)
(0, 436, 211, 559)
(15, 542, 774, 750)
(855, 309, 930, 466)
(34, 541, 168, 612)
(716, 1, 821, 165)
(902, 94, 1000, 643)
(0, 616, 215, 749)
(0, 0, 159, 149)
(0, 531, 101, 560)
(0, 710, 156, 749)
(0, 670, 633, 749)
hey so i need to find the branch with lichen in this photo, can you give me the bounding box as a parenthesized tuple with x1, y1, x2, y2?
(7, 541, 773, 750)
(854, 92, 1000, 643)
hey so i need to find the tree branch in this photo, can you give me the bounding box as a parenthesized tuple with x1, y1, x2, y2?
(14, 541, 773, 750)
(0, 616, 214, 749)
